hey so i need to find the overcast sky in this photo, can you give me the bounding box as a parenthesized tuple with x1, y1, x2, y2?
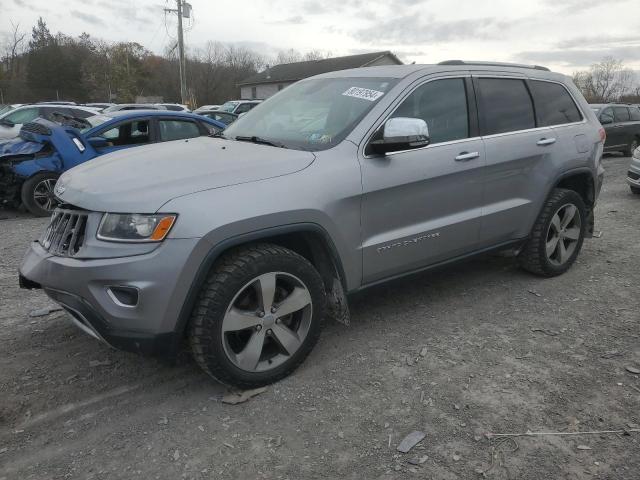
(3, 0, 640, 74)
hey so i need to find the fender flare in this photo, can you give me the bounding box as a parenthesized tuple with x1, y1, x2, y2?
(171, 222, 347, 343)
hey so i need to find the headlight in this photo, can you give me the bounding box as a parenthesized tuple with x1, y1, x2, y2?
(97, 213, 177, 242)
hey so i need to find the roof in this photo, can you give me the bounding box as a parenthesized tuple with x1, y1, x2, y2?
(238, 51, 402, 86)
(97, 110, 226, 128)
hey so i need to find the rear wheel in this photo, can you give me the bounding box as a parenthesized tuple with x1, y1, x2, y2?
(518, 188, 586, 277)
(21, 172, 59, 216)
(188, 244, 326, 388)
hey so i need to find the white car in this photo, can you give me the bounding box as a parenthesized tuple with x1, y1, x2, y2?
(156, 103, 191, 112)
(193, 104, 221, 113)
(217, 100, 262, 115)
(0, 104, 100, 140)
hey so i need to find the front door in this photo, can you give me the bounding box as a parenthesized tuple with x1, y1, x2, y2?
(359, 76, 485, 284)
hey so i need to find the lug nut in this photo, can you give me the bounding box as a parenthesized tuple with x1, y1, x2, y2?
(258, 312, 265, 318)
(267, 329, 272, 335)
(256, 325, 262, 331)
(275, 318, 280, 324)
(271, 307, 277, 313)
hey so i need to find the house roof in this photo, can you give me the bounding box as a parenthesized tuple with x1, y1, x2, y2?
(238, 51, 403, 86)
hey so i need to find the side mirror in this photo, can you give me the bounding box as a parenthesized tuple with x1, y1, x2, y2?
(599, 115, 613, 125)
(0, 118, 15, 127)
(87, 136, 110, 149)
(369, 117, 430, 155)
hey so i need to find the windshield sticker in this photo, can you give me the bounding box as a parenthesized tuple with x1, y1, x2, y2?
(342, 87, 385, 102)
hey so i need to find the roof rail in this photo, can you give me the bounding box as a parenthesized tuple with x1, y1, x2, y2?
(438, 60, 550, 72)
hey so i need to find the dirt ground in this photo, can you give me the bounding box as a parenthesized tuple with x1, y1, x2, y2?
(1, 155, 639, 480)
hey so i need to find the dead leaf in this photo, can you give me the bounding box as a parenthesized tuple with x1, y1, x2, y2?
(222, 387, 267, 405)
(397, 431, 426, 453)
(577, 445, 592, 450)
(625, 366, 640, 375)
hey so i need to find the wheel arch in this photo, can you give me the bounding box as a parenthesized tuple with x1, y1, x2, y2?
(172, 223, 347, 341)
(552, 168, 595, 208)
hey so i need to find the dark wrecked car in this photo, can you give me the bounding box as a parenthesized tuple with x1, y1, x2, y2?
(0, 110, 225, 216)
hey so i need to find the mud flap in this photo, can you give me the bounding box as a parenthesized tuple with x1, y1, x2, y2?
(585, 208, 594, 238)
(326, 277, 350, 326)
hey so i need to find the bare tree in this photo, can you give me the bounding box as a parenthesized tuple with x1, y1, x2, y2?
(573, 57, 638, 103)
(1, 21, 27, 77)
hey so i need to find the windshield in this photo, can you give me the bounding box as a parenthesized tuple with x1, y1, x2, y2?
(0, 105, 15, 117)
(218, 101, 239, 112)
(223, 77, 398, 151)
(80, 114, 112, 133)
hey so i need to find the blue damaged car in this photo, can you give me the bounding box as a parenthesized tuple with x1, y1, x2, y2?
(0, 110, 225, 216)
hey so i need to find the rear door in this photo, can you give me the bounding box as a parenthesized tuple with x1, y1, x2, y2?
(155, 117, 208, 142)
(600, 107, 623, 149)
(612, 106, 632, 149)
(359, 75, 485, 283)
(474, 75, 559, 246)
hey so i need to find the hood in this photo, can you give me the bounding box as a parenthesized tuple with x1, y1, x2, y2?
(0, 136, 46, 157)
(57, 136, 316, 212)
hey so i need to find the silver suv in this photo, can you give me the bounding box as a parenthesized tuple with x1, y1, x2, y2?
(20, 61, 605, 387)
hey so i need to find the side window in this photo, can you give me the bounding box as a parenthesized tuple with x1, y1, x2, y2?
(5, 107, 39, 124)
(477, 78, 535, 135)
(235, 103, 253, 114)
(613, 106, 630, 122)
(97, 120, 150, 146)
(390, 78, 469, 144)
(600, 108, 614, 124)
(630, 107, 640, 121)
(529, 80, 582, 126)
(158, 120, 201, 141)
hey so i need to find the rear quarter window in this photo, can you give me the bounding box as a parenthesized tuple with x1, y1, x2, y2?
(529, 80, 582, 126)
(477, 78, 535, 135)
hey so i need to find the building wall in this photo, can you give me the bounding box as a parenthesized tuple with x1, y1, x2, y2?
(240, 82, 293, 100)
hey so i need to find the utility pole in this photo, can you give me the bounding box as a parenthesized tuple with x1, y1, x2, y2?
(164, 0, 190, 104)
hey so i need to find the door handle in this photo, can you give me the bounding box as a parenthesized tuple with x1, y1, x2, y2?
(454, 151, 480, 161)
(536, 137, 556, 146)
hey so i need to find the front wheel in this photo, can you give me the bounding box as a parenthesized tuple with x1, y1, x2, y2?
(188, 244, 326, 388)
(631, 185, 640, 195)
(518, 188, 586, 277)
(21, 172, 60, 216)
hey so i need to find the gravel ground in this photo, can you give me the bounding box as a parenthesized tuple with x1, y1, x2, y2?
(1, 155, 639, 480)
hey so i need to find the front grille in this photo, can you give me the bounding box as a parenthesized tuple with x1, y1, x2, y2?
(21, 122, 52, 136)
(628, 171, 640, 181)
(40, 209, 88, 256)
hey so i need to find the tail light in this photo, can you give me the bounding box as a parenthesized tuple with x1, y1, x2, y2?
(598, 127, 606, 143)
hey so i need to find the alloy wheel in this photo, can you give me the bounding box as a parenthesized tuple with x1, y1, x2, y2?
(32, 178, 59, 212)
(221, 272, 313, 372)
(545, 203, 582, 266)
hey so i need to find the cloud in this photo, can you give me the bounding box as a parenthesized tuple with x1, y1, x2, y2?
(354, 15, 509, 45)
(542, 0, 629, 12)
(270, 15, 306, 25)
(556, 34, 640, 50)
(515, 45, 640, 68)
(70, 10, 106, 27)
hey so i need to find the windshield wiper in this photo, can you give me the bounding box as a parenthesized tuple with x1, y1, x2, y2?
(234, 135, 287, 148)
(210, 131, 227, 139)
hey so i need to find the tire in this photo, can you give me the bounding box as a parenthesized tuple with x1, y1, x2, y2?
(21, 172, 60, 217)
(188, 243, 326, 388)
(624, 138, 639, 157)
(518, 188, 586, 277)
(631, 186, 640, 195)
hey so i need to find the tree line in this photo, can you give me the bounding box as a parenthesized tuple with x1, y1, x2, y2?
(0, 18, 328, 106)
(572, 58, 640, 104)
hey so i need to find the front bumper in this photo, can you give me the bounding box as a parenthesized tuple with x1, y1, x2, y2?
(19, 237, 204, 357)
